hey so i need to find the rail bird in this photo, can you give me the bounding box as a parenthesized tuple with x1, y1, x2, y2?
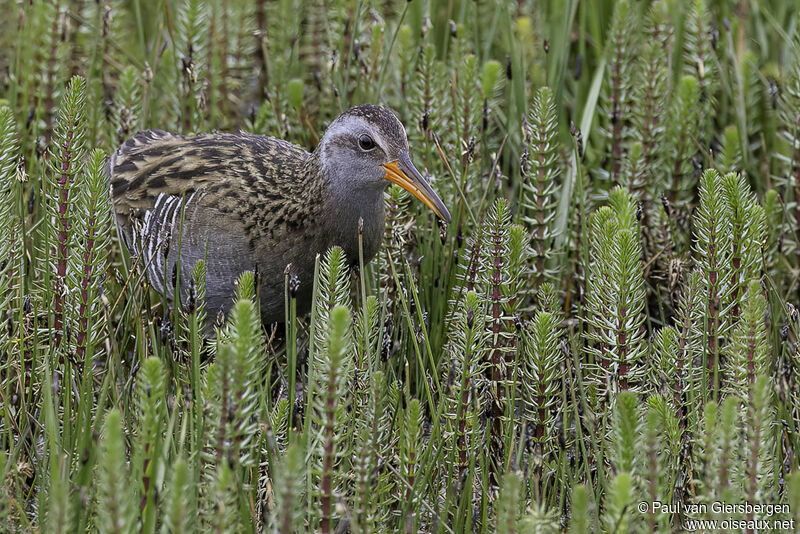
(109, 105, 450, 323)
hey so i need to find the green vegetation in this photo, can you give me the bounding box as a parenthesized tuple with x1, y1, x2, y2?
(1, 0, 800, 531)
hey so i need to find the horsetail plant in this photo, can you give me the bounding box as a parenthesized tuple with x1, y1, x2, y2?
(0, 107, 21, 354)
(694, 169, 734, 399)
(762, 189, 782, 272)
(596, 0, 639, 188)
(206, 0, 257, 131)
(632, 1, 671, 179)
(74, 149, 112, 363)
(606, 394, 645, 528)
(479, 198, 520, 490)
(520, 310, 563, 500)
(399, 398, 424, 531)
(452, 53, 481, 171)
(585, 205, 618, 397)
(175, 0, 210, 133)
(202, 458, 238, 532)
(46, 75, 88, 354)
(647, 392, 681, 473)
(740, 51, 770, 173)
(442, 291, 487, 521)
(790, 474, 800, 527)
(630, 2, 671, 255)
(568, 485, 593, 534)
(163, 457, 195, 534)
(40, 2, 68, 147)
(200, 276, 264, 529)
(395, 25, 417, 108)
(46, 456, 72, 534)
(354, 294, 381, 370)
(778, 43, 800, 266)
(313, 246, 352, 356)
(623, 142, 647, 206)
(722, 171, 765, 320)
(495, 471, 523, 534)
(611, 391, 638, 475)
(380, 185, 411, 311)
(672, 270, 705, 423)
(2, 1, 799, 532)
(133, 357, 167, 533)
(310, 304, 354, 533)
(409, 43, 440, 147)
(650, 327, 687, 423)
(665, 76, 701, 211)
(706, 396, 741, 507)
(718, 126, 743, 175)
(180, 260, 208, 367)
(96, 409, 134, 534)
(521, 86, 560, 290)
(349, 371, 399, 532)
(744, 376, 776, 519)
(725, 281, 769, 397)
(640, 401, 669, 533)
(601, 472, 635, 534)
(682, 0, 718, 141)
(693, 400, 720, 515)
(111, 66, 142, 146)
(481, 59, 504, 136)
(586, 188, 647, 395)
(215, 282, 264, 469)
(269, 442, 305, 534)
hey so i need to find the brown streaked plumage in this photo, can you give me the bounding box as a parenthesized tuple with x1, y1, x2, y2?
(109, 105, 450, 324)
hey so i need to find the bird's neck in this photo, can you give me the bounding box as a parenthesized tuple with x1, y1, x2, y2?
(321, 181, 386, 266)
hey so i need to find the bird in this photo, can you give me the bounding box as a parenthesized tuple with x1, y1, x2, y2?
(108, 104, 451, 324)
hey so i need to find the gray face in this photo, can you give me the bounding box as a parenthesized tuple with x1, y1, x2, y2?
(319, 106, 409, 192)
(318, 104, 452, 223)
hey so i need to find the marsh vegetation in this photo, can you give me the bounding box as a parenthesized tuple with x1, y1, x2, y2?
(1, 0, 800, 532)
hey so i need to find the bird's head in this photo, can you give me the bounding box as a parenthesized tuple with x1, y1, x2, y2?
(318, 105, 451, 223)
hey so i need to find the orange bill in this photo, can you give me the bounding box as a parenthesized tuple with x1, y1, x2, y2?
(382, 151, 451, 223)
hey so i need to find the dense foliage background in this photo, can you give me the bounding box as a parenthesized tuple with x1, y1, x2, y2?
(2, 0, 800, 531)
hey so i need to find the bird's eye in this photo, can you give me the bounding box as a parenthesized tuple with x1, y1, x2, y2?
(358, 134, 376, 151)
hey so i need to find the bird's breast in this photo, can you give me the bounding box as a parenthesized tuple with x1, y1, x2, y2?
(322, 194, 385, 266)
